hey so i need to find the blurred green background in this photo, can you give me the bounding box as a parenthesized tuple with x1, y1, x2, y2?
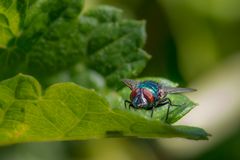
(1, 0, 240, 159)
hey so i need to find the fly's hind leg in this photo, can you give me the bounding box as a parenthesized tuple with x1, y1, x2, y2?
(156, 98, 182, 123)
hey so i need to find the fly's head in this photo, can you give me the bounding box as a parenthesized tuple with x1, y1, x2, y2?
(130, 88, 154, 109)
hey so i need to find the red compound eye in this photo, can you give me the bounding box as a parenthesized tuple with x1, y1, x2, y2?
(142, 89, 154, 103)
(130, 89, 138, 100)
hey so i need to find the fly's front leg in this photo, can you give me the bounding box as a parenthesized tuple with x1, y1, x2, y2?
(151, 106, 155, 118)
(124, 100, 133, 110)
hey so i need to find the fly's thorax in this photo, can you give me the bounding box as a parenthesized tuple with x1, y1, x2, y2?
(138, 81, 160, 98)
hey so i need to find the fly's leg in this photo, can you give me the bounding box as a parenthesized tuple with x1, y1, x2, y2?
(124, 100, 130, 109)
(166, 98, 184, 122)
(124, 100, 133, 110)
(156, 100, 170, 123)
(156, 98, 182, 123)
(165, 104, 170, 123)
(151, 106, 155, 118)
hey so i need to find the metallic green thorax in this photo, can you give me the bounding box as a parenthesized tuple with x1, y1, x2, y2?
(137, 81, 160, 100)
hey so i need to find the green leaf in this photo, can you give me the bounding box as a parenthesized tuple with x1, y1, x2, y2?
(0, 3, 150, 89)
(0, 0, 84, 79)
(0, 74, 209, 145)
(43, 5, 151, 88)
(107, 77, 196, 124)
(29, 5, 151, 87)
(0, 0, 27, 48)
(17, 0, 84, 50)
(24, 0, 85, 74)
(81, 5, 151, 87)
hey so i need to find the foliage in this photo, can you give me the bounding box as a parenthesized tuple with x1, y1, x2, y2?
(0, 0, 209, 144)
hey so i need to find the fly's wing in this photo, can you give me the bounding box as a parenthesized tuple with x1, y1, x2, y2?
(162, 86, 196, 94)
(121, 79, 138, 90)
